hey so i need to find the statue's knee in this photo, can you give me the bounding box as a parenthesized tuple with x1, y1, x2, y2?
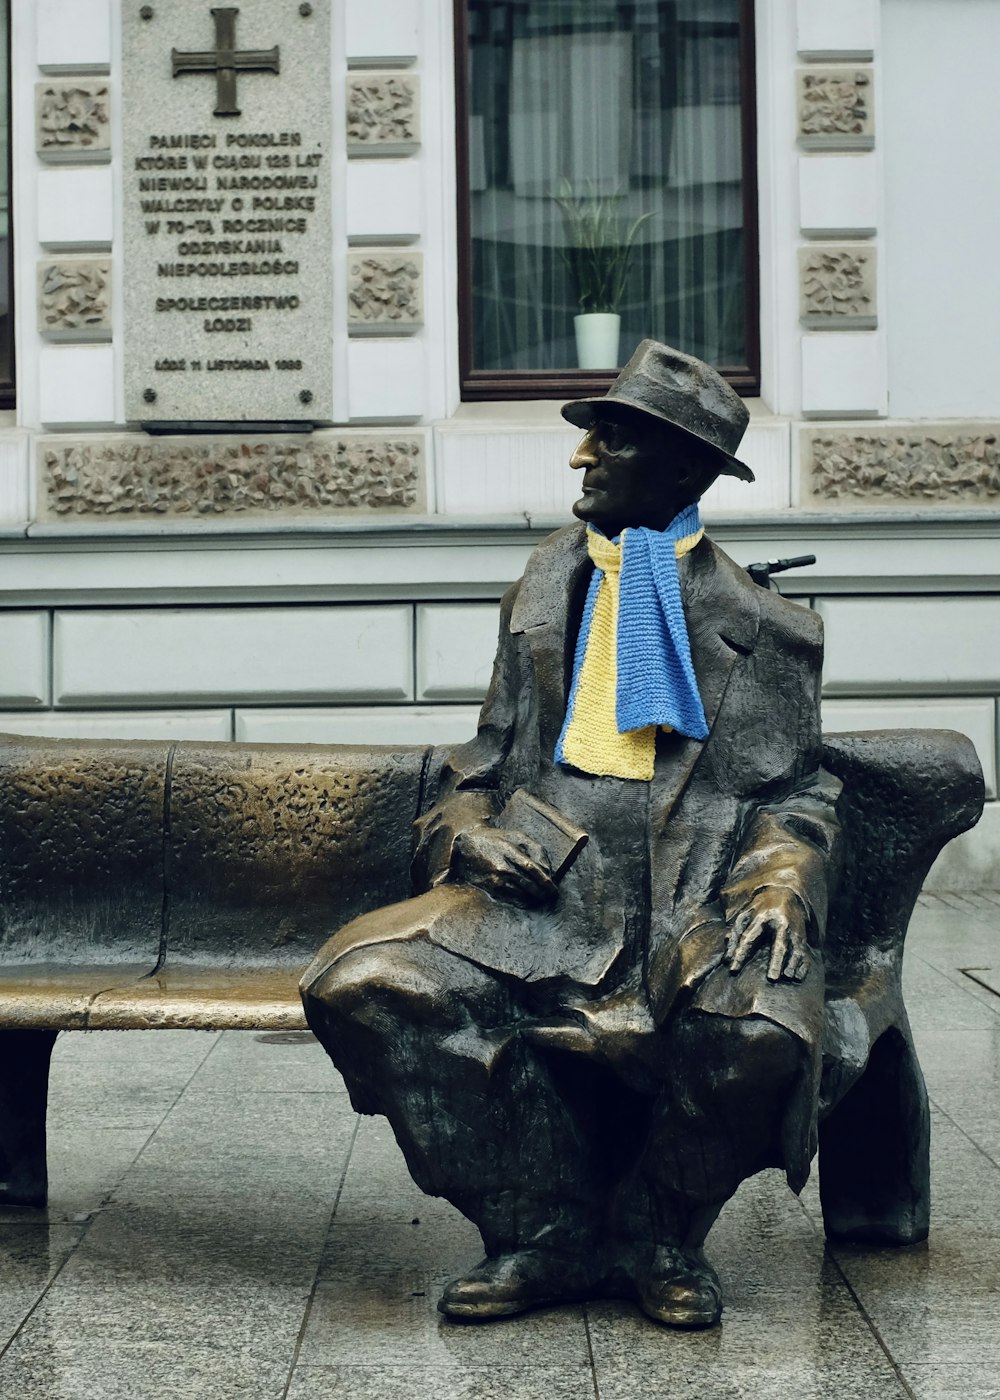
(734, 1017, 800, 1088)
(304, 943, 447, 1028)
(676, 1012, 800, 1095)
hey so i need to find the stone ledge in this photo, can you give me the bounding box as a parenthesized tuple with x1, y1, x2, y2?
(38, 431, 428, 521)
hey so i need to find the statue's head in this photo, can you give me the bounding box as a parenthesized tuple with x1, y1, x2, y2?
(561, 340, 754, 536)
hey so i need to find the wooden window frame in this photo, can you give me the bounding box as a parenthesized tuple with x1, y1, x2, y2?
(453, 0, 760, 402)
(0, 0, 13, 409)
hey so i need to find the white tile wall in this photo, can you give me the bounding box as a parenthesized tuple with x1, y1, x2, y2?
(0, 710, 232, 741)
(796, 0, 877, 58)
(0, 432, 30, 528)
(703, 418, 792, 516)
(416, 603, 499, 701)
(36, 0, 112, 72)
(348, 340, 426, 421)
(54, 607, 414, 707)
(818, 598, 1000, 695)
(38, 346, 116, 428)
(37, 168, 115, 249)
(345, 0, 420, 65)
(822, 697, 997, 799)
(434, 425, 581, 517)
(436, 417, 792, 521)
(0, 612, 50, 707)
(801, 334, 887, 418)
(799, 156, 878, 238)
(347, 162, 423, 244)
(236, 706, 480, 747)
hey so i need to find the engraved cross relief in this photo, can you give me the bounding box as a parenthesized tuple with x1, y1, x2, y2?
(171, 7, 280, 118)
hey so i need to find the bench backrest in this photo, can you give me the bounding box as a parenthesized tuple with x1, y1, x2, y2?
(0, 730, 984, 973)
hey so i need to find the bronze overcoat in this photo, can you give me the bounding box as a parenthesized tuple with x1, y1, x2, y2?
(320, 523, 842, 1183)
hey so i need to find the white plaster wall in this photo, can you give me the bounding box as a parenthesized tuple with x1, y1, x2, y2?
(882, 0, 1000, 420)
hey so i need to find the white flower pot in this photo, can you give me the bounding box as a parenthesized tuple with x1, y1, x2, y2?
(574, 312, 621, 370)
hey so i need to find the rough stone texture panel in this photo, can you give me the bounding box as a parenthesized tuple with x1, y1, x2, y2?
(346, 72, 420, 154)
(805, 426, 1000, 503)
(37, 260, 112, 337)
(39, 433, 426, 519)
(347, 252, 423, 332)
(797, 68, 874, 150)
(799, 246, 876, 329)
(36, 82, 111, 157)
(165, 743, 428, 964)
(0, 736, 167, 967)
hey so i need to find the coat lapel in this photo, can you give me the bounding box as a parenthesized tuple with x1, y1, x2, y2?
(509, 524, 592, 756)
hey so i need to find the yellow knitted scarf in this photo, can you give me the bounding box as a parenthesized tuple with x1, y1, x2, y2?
(558, 524, 704, 780)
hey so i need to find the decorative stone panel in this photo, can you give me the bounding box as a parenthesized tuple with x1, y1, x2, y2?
(804, 426, 1000, 505)
(347, 252, 423, 333)
(799, 246, 876, 329)
(797, 68, 874, 150)
(36, 82, 111, 159)
(38, 433, 427, 521)
(346, 72, 420, 155)
(38, 259, 112, 338)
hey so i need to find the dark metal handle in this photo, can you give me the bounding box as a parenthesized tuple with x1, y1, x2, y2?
(746, 554, 817, 590)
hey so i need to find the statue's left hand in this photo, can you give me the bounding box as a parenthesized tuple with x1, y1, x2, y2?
(724, 888, 811, 983)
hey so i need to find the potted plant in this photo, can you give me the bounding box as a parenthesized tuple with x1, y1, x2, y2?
(554, 180, 652, 369)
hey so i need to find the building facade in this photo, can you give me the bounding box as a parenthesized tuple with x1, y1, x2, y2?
(0, 0, 996, 882)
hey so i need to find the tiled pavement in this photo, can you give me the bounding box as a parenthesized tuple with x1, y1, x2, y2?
(2, 892, 999, 1399)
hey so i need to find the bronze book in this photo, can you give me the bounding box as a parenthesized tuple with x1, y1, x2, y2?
(497, 789, 589, 882)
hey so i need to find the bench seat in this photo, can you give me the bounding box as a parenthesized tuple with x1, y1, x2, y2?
(0, 964, 308, 1033)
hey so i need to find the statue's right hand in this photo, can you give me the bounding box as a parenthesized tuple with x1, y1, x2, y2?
(451, 826, 557, 907)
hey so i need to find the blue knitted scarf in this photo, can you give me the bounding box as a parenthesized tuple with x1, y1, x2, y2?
(614, 503, 708, 738)
(557, 503, 709, 772)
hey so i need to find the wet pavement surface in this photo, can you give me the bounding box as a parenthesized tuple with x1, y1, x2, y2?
(2, 891, 999, 1399)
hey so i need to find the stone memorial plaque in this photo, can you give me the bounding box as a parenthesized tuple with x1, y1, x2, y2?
(123, 1, 333, 424)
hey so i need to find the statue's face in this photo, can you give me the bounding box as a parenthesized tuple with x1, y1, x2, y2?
(569, 412, 703, 537)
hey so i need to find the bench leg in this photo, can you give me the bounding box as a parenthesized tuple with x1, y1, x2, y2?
(818, 1024, 930, 1246)
(0, 1030, 58, 1208)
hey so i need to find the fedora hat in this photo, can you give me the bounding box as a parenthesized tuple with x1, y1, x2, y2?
(561, 339, 754, 482)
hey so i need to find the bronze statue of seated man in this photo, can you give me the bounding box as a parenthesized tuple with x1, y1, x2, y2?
(301, 341, 841, 1328)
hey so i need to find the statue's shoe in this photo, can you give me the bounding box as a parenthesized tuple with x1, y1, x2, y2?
(438, 1249, 598, 1321)
(635, 1245, 723, 1328)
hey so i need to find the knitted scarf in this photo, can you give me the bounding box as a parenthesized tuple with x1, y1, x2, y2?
(554, 504, 708, 781)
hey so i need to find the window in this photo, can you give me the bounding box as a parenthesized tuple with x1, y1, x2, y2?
(0, 0, 12, 406)
(455, 0, 758, 400)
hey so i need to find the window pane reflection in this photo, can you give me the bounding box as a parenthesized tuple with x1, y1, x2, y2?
(0, 0, 11, 394)
(467, 0, 749, 376)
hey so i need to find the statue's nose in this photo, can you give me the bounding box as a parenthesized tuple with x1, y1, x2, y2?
(570, 434, 598, 471)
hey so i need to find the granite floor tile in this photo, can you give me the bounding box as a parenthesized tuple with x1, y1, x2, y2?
(916, 1025, 1000, 1163)
(865, 1307, 1000, 1365)
(903, 956, 1000, 1031)
(903, 1364, 1000, 1398)
(0, 1124, 160, 1224)
(60, 1196, 339, 1288)
(287, 1363, 597, 1400)
(300, 1275, 590, 1371)
(183, 1028, 347, 1096)
(320, 1208, 481, 1280)
(907, 911, 1000, 985)
(16, 1278, 314, 1360)
(50, 1028, 220, 1067)
(587, 1294, 909, 1399)
(0, 1223, 85, 1343)
(0, 1336, 290, 1400)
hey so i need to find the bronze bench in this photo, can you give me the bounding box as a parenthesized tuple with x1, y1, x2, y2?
(0, 730, 984, 1229)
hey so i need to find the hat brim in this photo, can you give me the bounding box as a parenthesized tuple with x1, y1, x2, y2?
(561, 395, 755, 484)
